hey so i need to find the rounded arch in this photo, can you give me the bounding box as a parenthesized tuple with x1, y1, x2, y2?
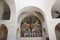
(55, 23, 60, 40)
(17, 6, 48, 40)
(17, 6, 48, 39)
(0, 24, 8, 40)
(18, 6, 46, 24)
(0, 0, 11, 20)
(51, 0, 60, 18)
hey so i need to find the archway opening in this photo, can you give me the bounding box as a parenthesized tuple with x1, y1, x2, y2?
(0, 0, 10, 20)
(0, 24, 8, 40)
(55, 23, 60, 40)
(51, 0, 60, 18)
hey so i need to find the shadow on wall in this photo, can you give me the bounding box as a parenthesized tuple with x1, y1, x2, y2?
(51, 0, 60, 18)
(0, 0, 10, 20)
(0, 24, 8, 40)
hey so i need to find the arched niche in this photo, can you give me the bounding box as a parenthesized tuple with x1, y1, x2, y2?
(0, 24, 8, 40)
(0, 0, 10, 20)
(21, 15, 42, 37)
(51, 0, 60, 18)
(17, 6, 48, 39)
(55, 23, 60, 40)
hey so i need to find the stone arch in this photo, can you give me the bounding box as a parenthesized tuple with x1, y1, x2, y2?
(0, 24, 8, 40)
(18, 6, 46, 24)
(55, 23, 60, 40)
(51, 0, 60, 18)
(17, 6, 47, 40)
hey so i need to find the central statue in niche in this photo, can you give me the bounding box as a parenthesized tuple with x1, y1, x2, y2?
(21, 16, 42, 37)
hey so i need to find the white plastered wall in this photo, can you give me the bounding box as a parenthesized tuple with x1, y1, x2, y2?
(45, 0, 59, 40)
(0, 0, 59, 40)
(0, 0, 17, 40)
